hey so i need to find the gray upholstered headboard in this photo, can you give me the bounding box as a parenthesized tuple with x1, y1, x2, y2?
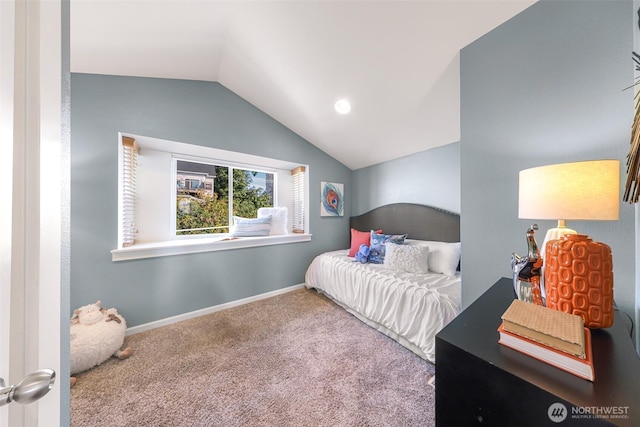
(349, 203, 460, 243)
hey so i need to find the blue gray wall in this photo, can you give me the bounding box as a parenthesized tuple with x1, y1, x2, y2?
(72, 1, 638, 344)
(460, 0, 636, 335)
(71, 74, 351, 327)
(352, 142, 460, 215)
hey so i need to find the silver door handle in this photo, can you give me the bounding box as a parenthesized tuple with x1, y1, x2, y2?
(0, 369, 56, 406)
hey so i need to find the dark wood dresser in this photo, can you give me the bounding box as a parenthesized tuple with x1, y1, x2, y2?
(435, 277, 639, 426)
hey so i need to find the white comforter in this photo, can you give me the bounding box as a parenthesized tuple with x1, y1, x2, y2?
(305, 250, 461, 363)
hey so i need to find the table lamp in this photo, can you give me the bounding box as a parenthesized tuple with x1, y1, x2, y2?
(518, 160, 620, 328)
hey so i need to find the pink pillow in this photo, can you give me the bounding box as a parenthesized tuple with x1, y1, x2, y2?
(349, 228, 382, 257)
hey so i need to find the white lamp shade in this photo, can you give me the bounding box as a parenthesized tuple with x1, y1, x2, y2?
(519, 160, 620, 221)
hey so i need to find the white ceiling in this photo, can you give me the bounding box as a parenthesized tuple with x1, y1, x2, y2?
(71, 0, 536, 170)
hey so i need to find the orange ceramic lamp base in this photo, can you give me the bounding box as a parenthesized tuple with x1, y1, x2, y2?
(544, 234, 614, 328)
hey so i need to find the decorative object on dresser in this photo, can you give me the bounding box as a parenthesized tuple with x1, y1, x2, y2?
(501, 299, 585, 357)
(518, 160, 620, 328)
(305, 203, 461, 363)
(497, 324, 594, 381)
(511, 224, 544, 305)
(545, 234, 615, 328)
(436, 278, 640, 426)
(498, 299, 594, 381)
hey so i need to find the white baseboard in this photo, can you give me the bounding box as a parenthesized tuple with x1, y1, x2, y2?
(125, 283, 306, 336)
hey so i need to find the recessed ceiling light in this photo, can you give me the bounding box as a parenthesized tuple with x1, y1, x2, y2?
(334, 99, 351, 115)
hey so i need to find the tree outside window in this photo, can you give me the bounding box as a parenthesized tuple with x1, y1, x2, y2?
(176, 160, 273, 235)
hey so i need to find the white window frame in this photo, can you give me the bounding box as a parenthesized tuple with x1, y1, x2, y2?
(171, 156, 278, 237)
(112, 133, 310, 261)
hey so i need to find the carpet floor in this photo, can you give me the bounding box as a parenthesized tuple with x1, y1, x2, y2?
(71, 288, 436, 426)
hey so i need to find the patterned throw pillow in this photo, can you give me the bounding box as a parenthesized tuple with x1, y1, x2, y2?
(384, 242, 430, 274)
(230, 216, 272, 237)
(368, 231, 407, 264)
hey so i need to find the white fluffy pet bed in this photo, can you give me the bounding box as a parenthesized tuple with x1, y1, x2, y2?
(70, 301, 132, 383)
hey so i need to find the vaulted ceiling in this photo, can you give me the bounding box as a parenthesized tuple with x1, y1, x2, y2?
(71, 0, 537, 169)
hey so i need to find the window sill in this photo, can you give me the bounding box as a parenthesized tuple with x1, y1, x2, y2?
(111, 233, 312, 262)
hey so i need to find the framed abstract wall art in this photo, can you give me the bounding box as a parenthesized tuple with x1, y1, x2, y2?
(321, 181, 344, 216)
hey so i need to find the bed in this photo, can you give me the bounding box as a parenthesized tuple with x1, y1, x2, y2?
(305, 203, 461, 363)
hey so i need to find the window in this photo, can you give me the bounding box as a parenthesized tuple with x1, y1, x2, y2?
(113, 134, 310, 261)
(175, 160, 275, 236)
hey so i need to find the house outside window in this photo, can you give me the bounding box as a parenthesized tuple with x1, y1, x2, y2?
(175, 160, 275, 235)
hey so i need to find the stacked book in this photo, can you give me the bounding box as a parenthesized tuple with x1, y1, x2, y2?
(498, 299, 594, 381)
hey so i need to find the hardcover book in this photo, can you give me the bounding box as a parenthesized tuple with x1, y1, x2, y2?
(501, 299, 585, 358)
(498, 323, 594, 381)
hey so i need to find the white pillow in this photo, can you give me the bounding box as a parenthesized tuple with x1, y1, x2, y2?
(383, 242, 430, 274)
(257, 207, 288, 235)
(230, 216, 272, 237)
(405, 239, 461, 276)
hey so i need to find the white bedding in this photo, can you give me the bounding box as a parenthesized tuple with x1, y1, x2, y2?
(305, 249, 461, 363)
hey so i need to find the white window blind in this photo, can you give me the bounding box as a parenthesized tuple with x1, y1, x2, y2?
(121, 136, 139, 247)
(291, 166, 305, 233)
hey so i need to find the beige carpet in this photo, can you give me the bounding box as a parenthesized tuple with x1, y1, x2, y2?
(71, 288, 436, 426)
